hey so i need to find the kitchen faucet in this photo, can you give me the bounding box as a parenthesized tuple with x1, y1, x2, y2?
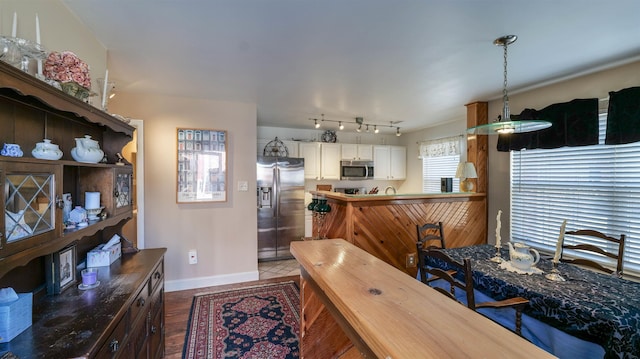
(385, 186, 397, 195)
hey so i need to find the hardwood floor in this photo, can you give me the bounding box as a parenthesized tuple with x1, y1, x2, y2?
(163, 275, 300, 358)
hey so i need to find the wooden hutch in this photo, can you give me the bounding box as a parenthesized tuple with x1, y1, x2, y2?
(0, 61, 165, 358)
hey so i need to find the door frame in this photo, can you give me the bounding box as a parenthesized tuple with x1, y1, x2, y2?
(130, 119, 145, 248)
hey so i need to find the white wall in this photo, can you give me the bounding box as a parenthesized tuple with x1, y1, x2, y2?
(110, 93, 258, 291)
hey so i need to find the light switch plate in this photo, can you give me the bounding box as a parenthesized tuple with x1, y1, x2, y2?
(238, 180, 249, 191)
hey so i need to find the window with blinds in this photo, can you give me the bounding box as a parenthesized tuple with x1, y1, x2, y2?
(511, 113, 640, 273)
(422, 155, 460, 193)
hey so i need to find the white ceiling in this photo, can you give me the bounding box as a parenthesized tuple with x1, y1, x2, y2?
(61, 0, 640, 134)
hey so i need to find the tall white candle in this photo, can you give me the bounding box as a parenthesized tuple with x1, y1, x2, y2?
(495, 209, 502, 248)
(35, 14, 40, 44)
(36, 14, 42, 75)
(11, 12, 17, 37)
(553, 219, 567, 263)
(101, 69, 109, 109)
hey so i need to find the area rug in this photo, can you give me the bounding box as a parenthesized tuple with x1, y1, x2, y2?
(183, 281, 300, 359)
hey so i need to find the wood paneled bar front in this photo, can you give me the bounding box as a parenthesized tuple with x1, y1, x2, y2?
(311, 191, 487, 277)
(291, 239, 555, 358)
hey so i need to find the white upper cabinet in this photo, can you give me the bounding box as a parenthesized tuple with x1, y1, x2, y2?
(299, 142, 341, 180)
(320, 143, 341, 180)
(373, 145, 406, 180)
(299, 142, 321, 179)
(341, 144, 373, 161)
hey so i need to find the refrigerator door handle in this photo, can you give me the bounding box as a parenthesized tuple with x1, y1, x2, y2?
(273, 167, 279, 218)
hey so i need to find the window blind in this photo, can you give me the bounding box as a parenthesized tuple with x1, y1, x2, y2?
(422, 155, 460, 193)
(511, 114, 640, 273)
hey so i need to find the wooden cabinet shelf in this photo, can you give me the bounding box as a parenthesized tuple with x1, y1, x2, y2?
(0, 59, 150, 356)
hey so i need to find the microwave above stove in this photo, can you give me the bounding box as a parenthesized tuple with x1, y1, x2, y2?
(340, 160, 374, 180)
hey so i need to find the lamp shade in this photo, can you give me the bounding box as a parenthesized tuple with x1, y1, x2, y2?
(455, 162, 477, 179)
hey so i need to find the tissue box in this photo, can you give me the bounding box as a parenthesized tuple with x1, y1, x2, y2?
(87, 243, 122, 267)
(0, 293, 33, 343)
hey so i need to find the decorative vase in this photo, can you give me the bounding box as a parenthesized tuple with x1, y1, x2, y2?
(61, 82, 90, 100)
(307, 197, 318, 211)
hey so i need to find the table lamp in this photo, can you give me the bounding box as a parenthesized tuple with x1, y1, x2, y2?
(456, 162, 477, 192)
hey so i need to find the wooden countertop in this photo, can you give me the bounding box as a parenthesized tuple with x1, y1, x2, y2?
(291, 239, 555, 358)
(312, 190, 485, 202)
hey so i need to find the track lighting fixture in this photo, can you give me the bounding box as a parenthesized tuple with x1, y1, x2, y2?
(308, 115, 401, 134)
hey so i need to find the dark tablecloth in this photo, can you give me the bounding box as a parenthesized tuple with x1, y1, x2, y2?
(428, 244, 640, 359)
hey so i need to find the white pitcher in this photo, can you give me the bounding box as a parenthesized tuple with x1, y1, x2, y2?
(508, 242, 540, 271)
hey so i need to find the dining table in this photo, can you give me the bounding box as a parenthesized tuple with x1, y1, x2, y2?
(426, 244, 640, 359)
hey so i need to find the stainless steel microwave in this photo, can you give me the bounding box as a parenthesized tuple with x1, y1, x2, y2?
(340, 160, 374, 180)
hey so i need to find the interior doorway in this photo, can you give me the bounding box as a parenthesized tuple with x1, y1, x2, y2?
(121, 119, 145, 248)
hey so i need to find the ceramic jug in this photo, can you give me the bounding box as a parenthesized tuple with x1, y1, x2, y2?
(71, 135, 104, 163)
(508, 242, 540, 271)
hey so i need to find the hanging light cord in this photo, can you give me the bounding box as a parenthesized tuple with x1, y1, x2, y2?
(501, 39, 510, 121)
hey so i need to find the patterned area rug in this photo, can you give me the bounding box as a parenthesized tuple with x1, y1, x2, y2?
(183, 281, 300, 359)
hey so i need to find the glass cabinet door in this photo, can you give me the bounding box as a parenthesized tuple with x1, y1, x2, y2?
(113, 168, 132, 215)
(1, 162, 61, 257)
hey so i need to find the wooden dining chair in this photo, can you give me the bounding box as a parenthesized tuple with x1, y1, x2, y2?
(416, 222, 445, 283)
(423, 248, 530, 336)
(561, 229, 626, 277)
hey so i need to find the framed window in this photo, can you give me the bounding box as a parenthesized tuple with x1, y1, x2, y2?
(420, 136, 462, 193)
(176, 128, 227, 203)
(511, 113, 640, 273)
(422, 155, 460, 193)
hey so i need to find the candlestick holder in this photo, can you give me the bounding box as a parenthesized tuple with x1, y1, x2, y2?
(545, 261, 566, 282)
(0, 36, 46, 72)
(490, 245, 503, 263)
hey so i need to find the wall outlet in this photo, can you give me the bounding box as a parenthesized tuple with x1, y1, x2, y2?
(188, 250, 198, 264)
(406, 253, 417, 268)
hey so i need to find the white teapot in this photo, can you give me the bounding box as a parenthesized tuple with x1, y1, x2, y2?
(71, 135, 104, 163)
(508, 242, 540, 271)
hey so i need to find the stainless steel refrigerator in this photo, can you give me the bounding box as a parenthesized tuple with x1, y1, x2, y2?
(257, 156, 305, 261)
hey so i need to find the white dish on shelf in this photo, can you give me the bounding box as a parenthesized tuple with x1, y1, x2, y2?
(78, 280, 100, 290)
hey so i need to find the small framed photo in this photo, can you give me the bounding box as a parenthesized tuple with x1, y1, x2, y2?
(46, 245, 77, 294)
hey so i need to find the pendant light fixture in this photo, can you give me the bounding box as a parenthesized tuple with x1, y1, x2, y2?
(467, 35, 552, 135)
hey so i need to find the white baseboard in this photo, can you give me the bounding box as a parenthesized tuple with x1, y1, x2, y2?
(165, 271, 259, 292)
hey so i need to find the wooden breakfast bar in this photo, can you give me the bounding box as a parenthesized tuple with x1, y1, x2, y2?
(291, 239, 555, 358)
(312, 191, 487, 277)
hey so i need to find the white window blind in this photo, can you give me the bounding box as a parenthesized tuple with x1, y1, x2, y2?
(421, 136, 462, 193)
(511, 114, 640, 273)
(422, 155, 460, 193)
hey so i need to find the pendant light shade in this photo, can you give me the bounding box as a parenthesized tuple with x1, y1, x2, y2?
(467, 35, 552, 135)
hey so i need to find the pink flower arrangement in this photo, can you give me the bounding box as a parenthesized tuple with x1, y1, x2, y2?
(43, 51, 91, 90)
